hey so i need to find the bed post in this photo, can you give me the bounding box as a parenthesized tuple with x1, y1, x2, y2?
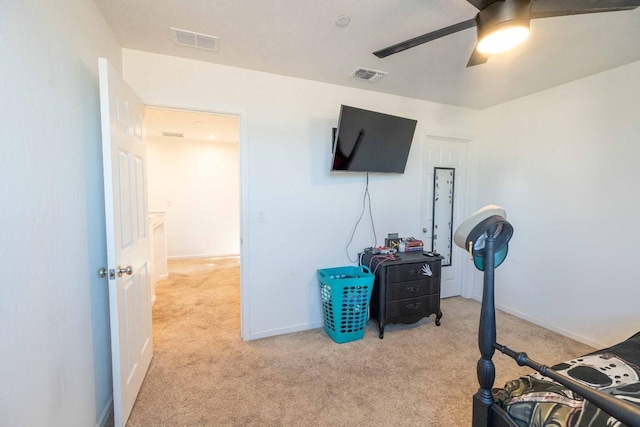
(473, 225, 497, 427)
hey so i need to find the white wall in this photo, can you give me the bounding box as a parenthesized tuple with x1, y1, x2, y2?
(1, 2, 634, 422)
(0, 0, 122, 426)
(147, 135, 240, 258)
(474, 61, 640, 348)
(123, 49, 478, 339)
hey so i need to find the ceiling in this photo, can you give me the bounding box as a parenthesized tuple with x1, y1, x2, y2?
(93, 0, 640, 110)
(145, 107, 239, 143)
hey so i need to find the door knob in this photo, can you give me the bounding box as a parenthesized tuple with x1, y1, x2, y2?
(117, 265, 133, 277)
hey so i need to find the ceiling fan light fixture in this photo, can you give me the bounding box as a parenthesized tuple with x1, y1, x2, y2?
(477, 24, 530, 54)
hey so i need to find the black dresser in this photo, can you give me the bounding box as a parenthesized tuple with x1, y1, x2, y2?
(362, 251, 444, 339)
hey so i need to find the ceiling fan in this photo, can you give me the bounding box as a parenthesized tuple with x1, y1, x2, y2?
(373, 0, 640, 67)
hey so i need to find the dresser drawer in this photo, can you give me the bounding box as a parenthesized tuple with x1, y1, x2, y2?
(385, 260, 441, 283)
(385, 294, 440, 319)
(385, 278, 440, 301)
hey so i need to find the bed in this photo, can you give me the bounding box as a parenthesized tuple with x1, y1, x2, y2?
(453, 206, 640, 427)
(473, 292, 640, 427)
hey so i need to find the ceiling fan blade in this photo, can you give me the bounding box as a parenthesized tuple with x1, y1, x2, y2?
(373, 18, 477, 58)
(466, 48, 489, 67)
(531, 0, 640, 19)
(465, 0, 503, 11)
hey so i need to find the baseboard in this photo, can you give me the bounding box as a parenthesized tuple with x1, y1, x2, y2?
(168, 253, 240, 260)
(244, 320, 324, 341)
(96, 396, 113, 427)
(470, 292, 604, 349)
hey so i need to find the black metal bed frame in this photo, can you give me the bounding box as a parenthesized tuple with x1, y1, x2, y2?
(471, 225, 640, 427)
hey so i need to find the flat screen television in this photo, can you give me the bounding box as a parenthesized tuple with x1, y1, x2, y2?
(331, 105, 417, 174)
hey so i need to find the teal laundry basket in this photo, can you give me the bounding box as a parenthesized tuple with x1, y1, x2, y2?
(317, 265, 375, 344)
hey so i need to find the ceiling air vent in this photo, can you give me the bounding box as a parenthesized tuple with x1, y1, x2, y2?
(171, 28, 219, 52)
(161, 131, 184, 138)
(349, 67, 388, 83)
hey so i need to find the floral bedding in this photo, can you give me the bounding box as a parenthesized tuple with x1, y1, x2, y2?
(493, 332, 640, 427)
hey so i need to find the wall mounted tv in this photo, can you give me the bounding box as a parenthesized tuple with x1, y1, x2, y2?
(331, 105, 417, 174)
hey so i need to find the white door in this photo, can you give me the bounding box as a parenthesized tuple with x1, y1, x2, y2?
(422, 136, 469, 298)
(98, 57, 153, 426)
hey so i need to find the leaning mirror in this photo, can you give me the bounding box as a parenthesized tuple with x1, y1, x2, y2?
(432, 167, 455, 266)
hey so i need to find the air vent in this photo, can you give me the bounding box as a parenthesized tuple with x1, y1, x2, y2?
(171, 28, 219, 52)
(161, 132, 184, 138)
(349, 67, 388, 83)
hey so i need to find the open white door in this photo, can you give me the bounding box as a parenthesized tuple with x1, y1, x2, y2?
(98, 57, 152, 426)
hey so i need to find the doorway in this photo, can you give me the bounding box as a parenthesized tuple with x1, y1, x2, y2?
(422, 135, 470, 299)
(144, 106, 242, 315)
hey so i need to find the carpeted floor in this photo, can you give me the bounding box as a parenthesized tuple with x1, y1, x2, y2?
(119, 257, 594, 426)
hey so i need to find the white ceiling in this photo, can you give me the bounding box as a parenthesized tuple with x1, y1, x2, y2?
(145, 107, 239, 143)
(94, 0, 640, 110)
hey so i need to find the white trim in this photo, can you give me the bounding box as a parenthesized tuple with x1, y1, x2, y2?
(168, 254, 240, 260)
(425, 133, 473, 143)
(138, 98, 251, 341)
(245, 320, 324, 341)
(96, 396, 113, 427)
